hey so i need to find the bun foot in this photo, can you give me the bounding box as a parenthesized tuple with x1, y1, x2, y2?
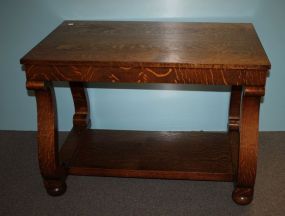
(232, 187, 254, 205)
(44, 179, 67, 196)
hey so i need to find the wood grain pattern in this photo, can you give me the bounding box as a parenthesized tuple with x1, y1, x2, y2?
(20, 21, 270, 70)
(60, 130, 233, 181)
(232, 86, 264, 205)
(34, 82, 66, 196)
(26, 80, 46, 90)
(70, 82, 90, 128)
(20, 21, 271, 205)
(24, 65, 267, 86)
(228, 86, 242, 130)
(228, 86, 242, 181)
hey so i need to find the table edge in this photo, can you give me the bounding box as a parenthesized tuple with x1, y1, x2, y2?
(20, 60, 271, 70)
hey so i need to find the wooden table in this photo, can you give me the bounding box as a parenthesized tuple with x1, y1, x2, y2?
(20, 21, 270, 205)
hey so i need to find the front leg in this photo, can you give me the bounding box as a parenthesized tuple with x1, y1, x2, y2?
(232, 86, 264, 205)
(27, 81, 66, 196)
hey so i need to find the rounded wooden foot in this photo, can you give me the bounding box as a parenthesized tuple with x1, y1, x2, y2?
(232, 187, 254, 205)
(44, 179, 67, 196)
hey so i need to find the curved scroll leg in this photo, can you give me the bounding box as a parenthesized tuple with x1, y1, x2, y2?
(228, 86, 242, 180)
(70, 82, 91, 128)
(27, 81, 66, 196)
(232, 86, 264, 205)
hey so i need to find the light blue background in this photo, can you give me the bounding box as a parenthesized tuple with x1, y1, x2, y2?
(0, 0, 284, 131)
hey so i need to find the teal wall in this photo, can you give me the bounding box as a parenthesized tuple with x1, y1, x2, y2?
(254, 0, 285, 131)
(0, 0, 284, 131)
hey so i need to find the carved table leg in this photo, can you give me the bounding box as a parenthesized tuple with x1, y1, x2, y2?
(27, 81, 66, 196)
(228, 86, 242, 131)
(228, 86, 242, 180)
(232, 86, 264, 205)
(70, 82, 91, 128)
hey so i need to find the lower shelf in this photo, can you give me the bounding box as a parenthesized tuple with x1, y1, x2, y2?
(60, 129, 233, 181)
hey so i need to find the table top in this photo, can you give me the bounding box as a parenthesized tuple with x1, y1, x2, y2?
(20, 21, 270, 70)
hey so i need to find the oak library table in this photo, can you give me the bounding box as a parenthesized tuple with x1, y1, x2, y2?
(20, 21, 270, 205)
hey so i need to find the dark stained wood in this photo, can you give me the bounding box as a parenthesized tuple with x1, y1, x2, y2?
(232, 86, 264, 205)
(21, 21, 271, 205)
(21, 21, 270, 86)
(33, 81, 66, 196)
(60, 130, 233, 181)
(26, 80, 46, 90)
(228, 86, 242, 180)
(69, 82, 91, 128)
(21, 21, 270, 70)
(24, 65, 267, 86)
(228, 86, 242, 131)
(229, 131, 240, 181)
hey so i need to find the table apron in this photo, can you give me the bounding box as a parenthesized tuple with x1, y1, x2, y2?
(24, 65, 268, 86)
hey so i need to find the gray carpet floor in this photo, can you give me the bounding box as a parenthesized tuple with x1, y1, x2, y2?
(0, 131, 284, 216)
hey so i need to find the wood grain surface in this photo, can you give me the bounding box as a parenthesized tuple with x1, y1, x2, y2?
(33, 81, 66, 196)
(20, 21, 270, 204)
(69, 82, 91, 128)
(21, 21, 270, 70)
(24, 64, 268, 86)
(232, 86, 264, 205)
(60, 130, 233, 181)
